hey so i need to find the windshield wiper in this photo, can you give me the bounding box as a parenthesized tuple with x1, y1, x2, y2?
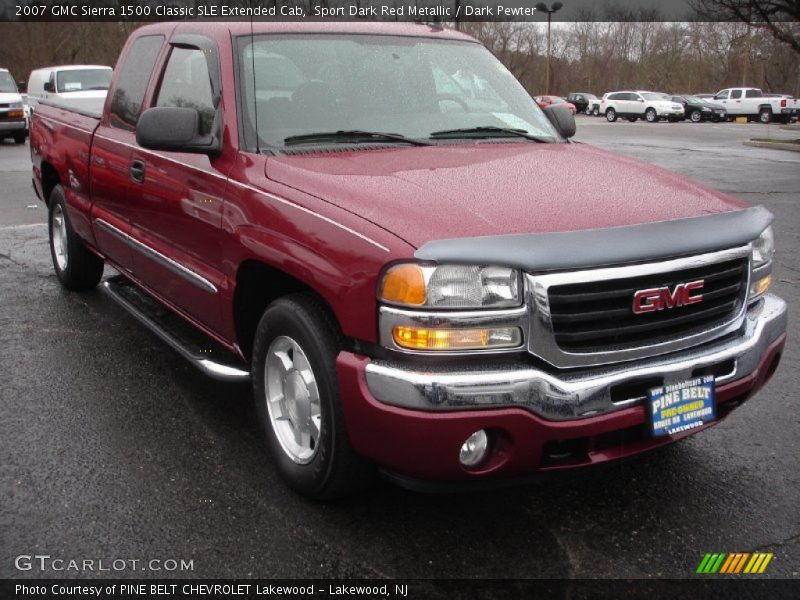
(429, 126, 552, 143)
(283, 130, 432, 147)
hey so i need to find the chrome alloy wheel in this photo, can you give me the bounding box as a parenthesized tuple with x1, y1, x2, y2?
(51, 203, 68, 271)
(264, 336, 321, 464)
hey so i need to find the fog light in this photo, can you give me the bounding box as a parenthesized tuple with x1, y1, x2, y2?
(459, 430, 489, 467)
(749, 275, 772, 301)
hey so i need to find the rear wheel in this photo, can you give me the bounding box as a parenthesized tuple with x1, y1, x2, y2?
(48, 185, 104, 291)
(690, 110, 702, 123)
(584, 106, 592, 116)
(645, 108, 658, 123)
(605, 108, 617, 122)
(759, 109, 772, 124)
(252, 294, 374, 500)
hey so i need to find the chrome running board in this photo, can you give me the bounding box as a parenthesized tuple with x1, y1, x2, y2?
(101, 276, 250, 382)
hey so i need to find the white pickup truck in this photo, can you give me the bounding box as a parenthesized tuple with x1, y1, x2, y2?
(713, 87, 799, 123)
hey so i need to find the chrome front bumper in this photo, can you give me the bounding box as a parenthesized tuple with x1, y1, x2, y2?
(365, 294, 786, 421)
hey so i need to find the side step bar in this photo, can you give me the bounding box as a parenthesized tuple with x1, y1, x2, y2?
(101, 276, 250, 382)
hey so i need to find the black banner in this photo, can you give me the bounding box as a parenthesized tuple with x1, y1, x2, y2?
(4, 579, 800, 600)
(2, 0, 798, 22)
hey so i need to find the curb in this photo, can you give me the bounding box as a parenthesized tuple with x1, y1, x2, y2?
(743, 139, 800, 153)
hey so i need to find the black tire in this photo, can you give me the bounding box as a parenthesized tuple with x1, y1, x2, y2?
(13, 131, 26, 144)
(593, 107, 600, 116)
(645, 108, 658, 123)
(252, 294, 374, 500)
(759, 109, 772, 124)
(605, 108, 617, 122)
(689, 110, 702, 123)
(584, 106, 592, 116)
(48, 185, 104, 291)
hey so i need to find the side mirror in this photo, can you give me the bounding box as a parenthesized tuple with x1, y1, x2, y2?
(43, 81, 55, 93)
(136, 107, 220, 155)
(543, 103, 576, 139)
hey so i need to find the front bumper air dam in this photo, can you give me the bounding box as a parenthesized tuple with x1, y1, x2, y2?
(336, 295, 786, 484)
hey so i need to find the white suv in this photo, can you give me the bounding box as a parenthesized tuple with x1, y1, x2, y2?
(600, 91, 685, 123)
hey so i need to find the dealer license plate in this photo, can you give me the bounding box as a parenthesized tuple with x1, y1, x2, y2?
(648, 375, 715, 437)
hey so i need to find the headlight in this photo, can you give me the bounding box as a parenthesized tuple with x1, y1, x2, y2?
(379, 263, 521, 309)
(752, 226, 775, 268)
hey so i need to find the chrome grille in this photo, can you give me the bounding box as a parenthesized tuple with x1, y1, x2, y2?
(547, 257, 748, 353)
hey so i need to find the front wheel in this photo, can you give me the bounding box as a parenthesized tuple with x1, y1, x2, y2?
(48, 185, 104, 291)
(252, 294, 374, 500)
(645, 108, 658, 123)
(690, 110, 702, 123)
(605, 108, 617, 122)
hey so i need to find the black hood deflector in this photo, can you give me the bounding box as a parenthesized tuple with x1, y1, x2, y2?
(415, 206, 772, 271)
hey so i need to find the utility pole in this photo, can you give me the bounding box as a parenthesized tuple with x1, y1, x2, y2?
(536, 2, 563, 95)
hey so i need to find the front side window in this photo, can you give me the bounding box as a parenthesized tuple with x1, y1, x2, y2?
(237, 34, 558, 149)
(56, 69, 112, 93)
(730, 89, 742, 99)
(109, 35, 164, 129)
(156, 47, 215, 136)
(0, 71, 18, 93)
(715, 90, 729, 100)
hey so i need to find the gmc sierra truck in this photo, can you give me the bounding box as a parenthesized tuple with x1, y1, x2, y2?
(30, 22, 786, 499)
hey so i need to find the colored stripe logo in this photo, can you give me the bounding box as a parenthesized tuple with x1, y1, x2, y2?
(697, 552, 773, 574)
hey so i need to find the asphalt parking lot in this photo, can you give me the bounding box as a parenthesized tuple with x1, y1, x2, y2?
(1, 120, 798, 583)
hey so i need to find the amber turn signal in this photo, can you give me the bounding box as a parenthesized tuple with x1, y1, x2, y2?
(392, 326, 521, 351)
(380, 264, 426, 306)
(749, 275, 771, 299)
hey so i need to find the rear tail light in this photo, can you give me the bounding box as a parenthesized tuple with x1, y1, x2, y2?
(781, 99, 787, 107)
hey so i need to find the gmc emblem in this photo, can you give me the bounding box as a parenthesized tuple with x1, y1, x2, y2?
(633, 280, 704, 314)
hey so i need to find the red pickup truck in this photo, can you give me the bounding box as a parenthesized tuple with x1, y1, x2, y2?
(31, 22, 786, 499)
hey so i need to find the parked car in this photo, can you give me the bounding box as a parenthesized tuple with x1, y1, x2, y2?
(669, 95, 727, 123)
(31, 22, 786, 498)
(600, 91, 685, 123)
(0, 68, 27, 144)
(566, 92, 599, 115)
(27, 65, 112, 113)
(712, 87, 799, 123)
(534, 95, 576, 115)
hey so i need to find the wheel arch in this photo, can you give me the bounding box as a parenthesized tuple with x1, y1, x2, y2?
(40, 161, 61, 206)
(232, 259, 344, 363)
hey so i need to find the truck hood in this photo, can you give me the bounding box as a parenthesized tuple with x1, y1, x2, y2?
(265, 142, 744, 249)
(0, 92, 23, 104)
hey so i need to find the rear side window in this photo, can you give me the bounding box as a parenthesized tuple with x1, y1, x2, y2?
(730, 89, 742, 99)
(156, 47, 215, 136)
(608, 93, 622, 100)
(109, 35, 164, 129)
(745, 89, 761, 98)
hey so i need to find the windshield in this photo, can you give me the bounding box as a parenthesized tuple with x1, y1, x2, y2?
(684, 96, 702, 103)
(640, 93, 667, 101)
(0, 71, 18, 94)
(56, 69, 112, 93)
(237, 34, 558, 148)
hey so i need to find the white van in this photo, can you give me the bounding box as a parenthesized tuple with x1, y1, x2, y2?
(27, 65, 112, 113)
(0, 68, 27, 144)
